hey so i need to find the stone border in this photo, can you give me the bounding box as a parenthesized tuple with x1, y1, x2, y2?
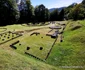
(10, 40, 20, 49)
(25, 52, 45, 62)
(45, 36, 58, 60)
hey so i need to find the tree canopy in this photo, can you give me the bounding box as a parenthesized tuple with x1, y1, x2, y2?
(50, 9, 58, 21)
(18, 0, 34, 23)
(0, 0, 85, 26)
(58, 9, 64, 21)
(34, 4, 50, 23)
(0, 0, 19, 25)
(68, 4, 85, 20)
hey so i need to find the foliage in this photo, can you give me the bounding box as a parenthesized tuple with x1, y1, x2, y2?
(82, 0, 85, 7)
(69, 4, 85, 20)
(58, 9, 65, 21)
(19, 0, 34, 23)
(34, 4, 50, 23)
(64, 3, 77, 20)
(0, 0, 19, 25)
(45, 8, 50, 21)
(50, 9, 58, 21)
(0, 0, 85, 25)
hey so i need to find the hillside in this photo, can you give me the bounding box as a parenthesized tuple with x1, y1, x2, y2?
(49, 3, 77, 12)
(47, 20, 85, 70)
(0, 24, 60, 70)
(49, 7, 66, 12)
(0, 47, 58, 70)
(0, 20, 85, 70)
(0, 23, 63, 70)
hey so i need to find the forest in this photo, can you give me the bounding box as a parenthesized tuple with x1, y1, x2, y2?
(0, 0, 85, 26)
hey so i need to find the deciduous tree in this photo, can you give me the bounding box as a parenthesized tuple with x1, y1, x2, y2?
(0, 0, 19, 25)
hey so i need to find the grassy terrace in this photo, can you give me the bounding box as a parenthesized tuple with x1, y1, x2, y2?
(0, 20, 85, 70)
(0, 22, 61, 70)
(13, 27, 56, 60)
(14, 34, 55, 60)
(47, 20, 85, 70)
(0, 23, 51, 32)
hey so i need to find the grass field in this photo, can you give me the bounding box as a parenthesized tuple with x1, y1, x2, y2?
(14, 34, 55, 60)
(47, 20, 85, 70)
(0, 20, 85, 70)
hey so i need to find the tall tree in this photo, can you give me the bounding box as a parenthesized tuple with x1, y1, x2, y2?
(58, 9, 64, 21)
(45, 8, 50, 21)
(82, 0, 85, 7)
(19, 0, 34, 23)
(64, 3, 77, 20)
(69, 4, 85, 20)
(0, 0, 20, 25)
(50, 9, 58, 21)
(26, 0, 34, 22)
(34, 4, 49, 23)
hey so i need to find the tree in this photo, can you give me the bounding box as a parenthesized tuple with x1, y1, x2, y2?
(34, 4, 49, 23)
(26, 0, 34, 22)
(45, 8, 50, 21)
(34, 4, 45, 23)
(82, 0, 85, 4)
(50, 9, 58, 21)
(69, 4, 85, 20)
(19, 0, 34, 23)
(58, 9, 64, 21)
(0, 0, 20, 25)
(64, 3, 77, 20)
(82, 0, 85, 7)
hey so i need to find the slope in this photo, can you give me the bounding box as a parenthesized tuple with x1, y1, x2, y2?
(47, 20, 85, 70)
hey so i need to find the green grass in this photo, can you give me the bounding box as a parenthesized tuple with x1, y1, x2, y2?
(14, 34, 55, 60)
(0, 28, 7, 32)
(47, 20, 85, 70)
(0, 23, 59, 70)
(0, 24, 51, 32)
(0, 21, 85, 70)
(0, 48, 59, 70)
